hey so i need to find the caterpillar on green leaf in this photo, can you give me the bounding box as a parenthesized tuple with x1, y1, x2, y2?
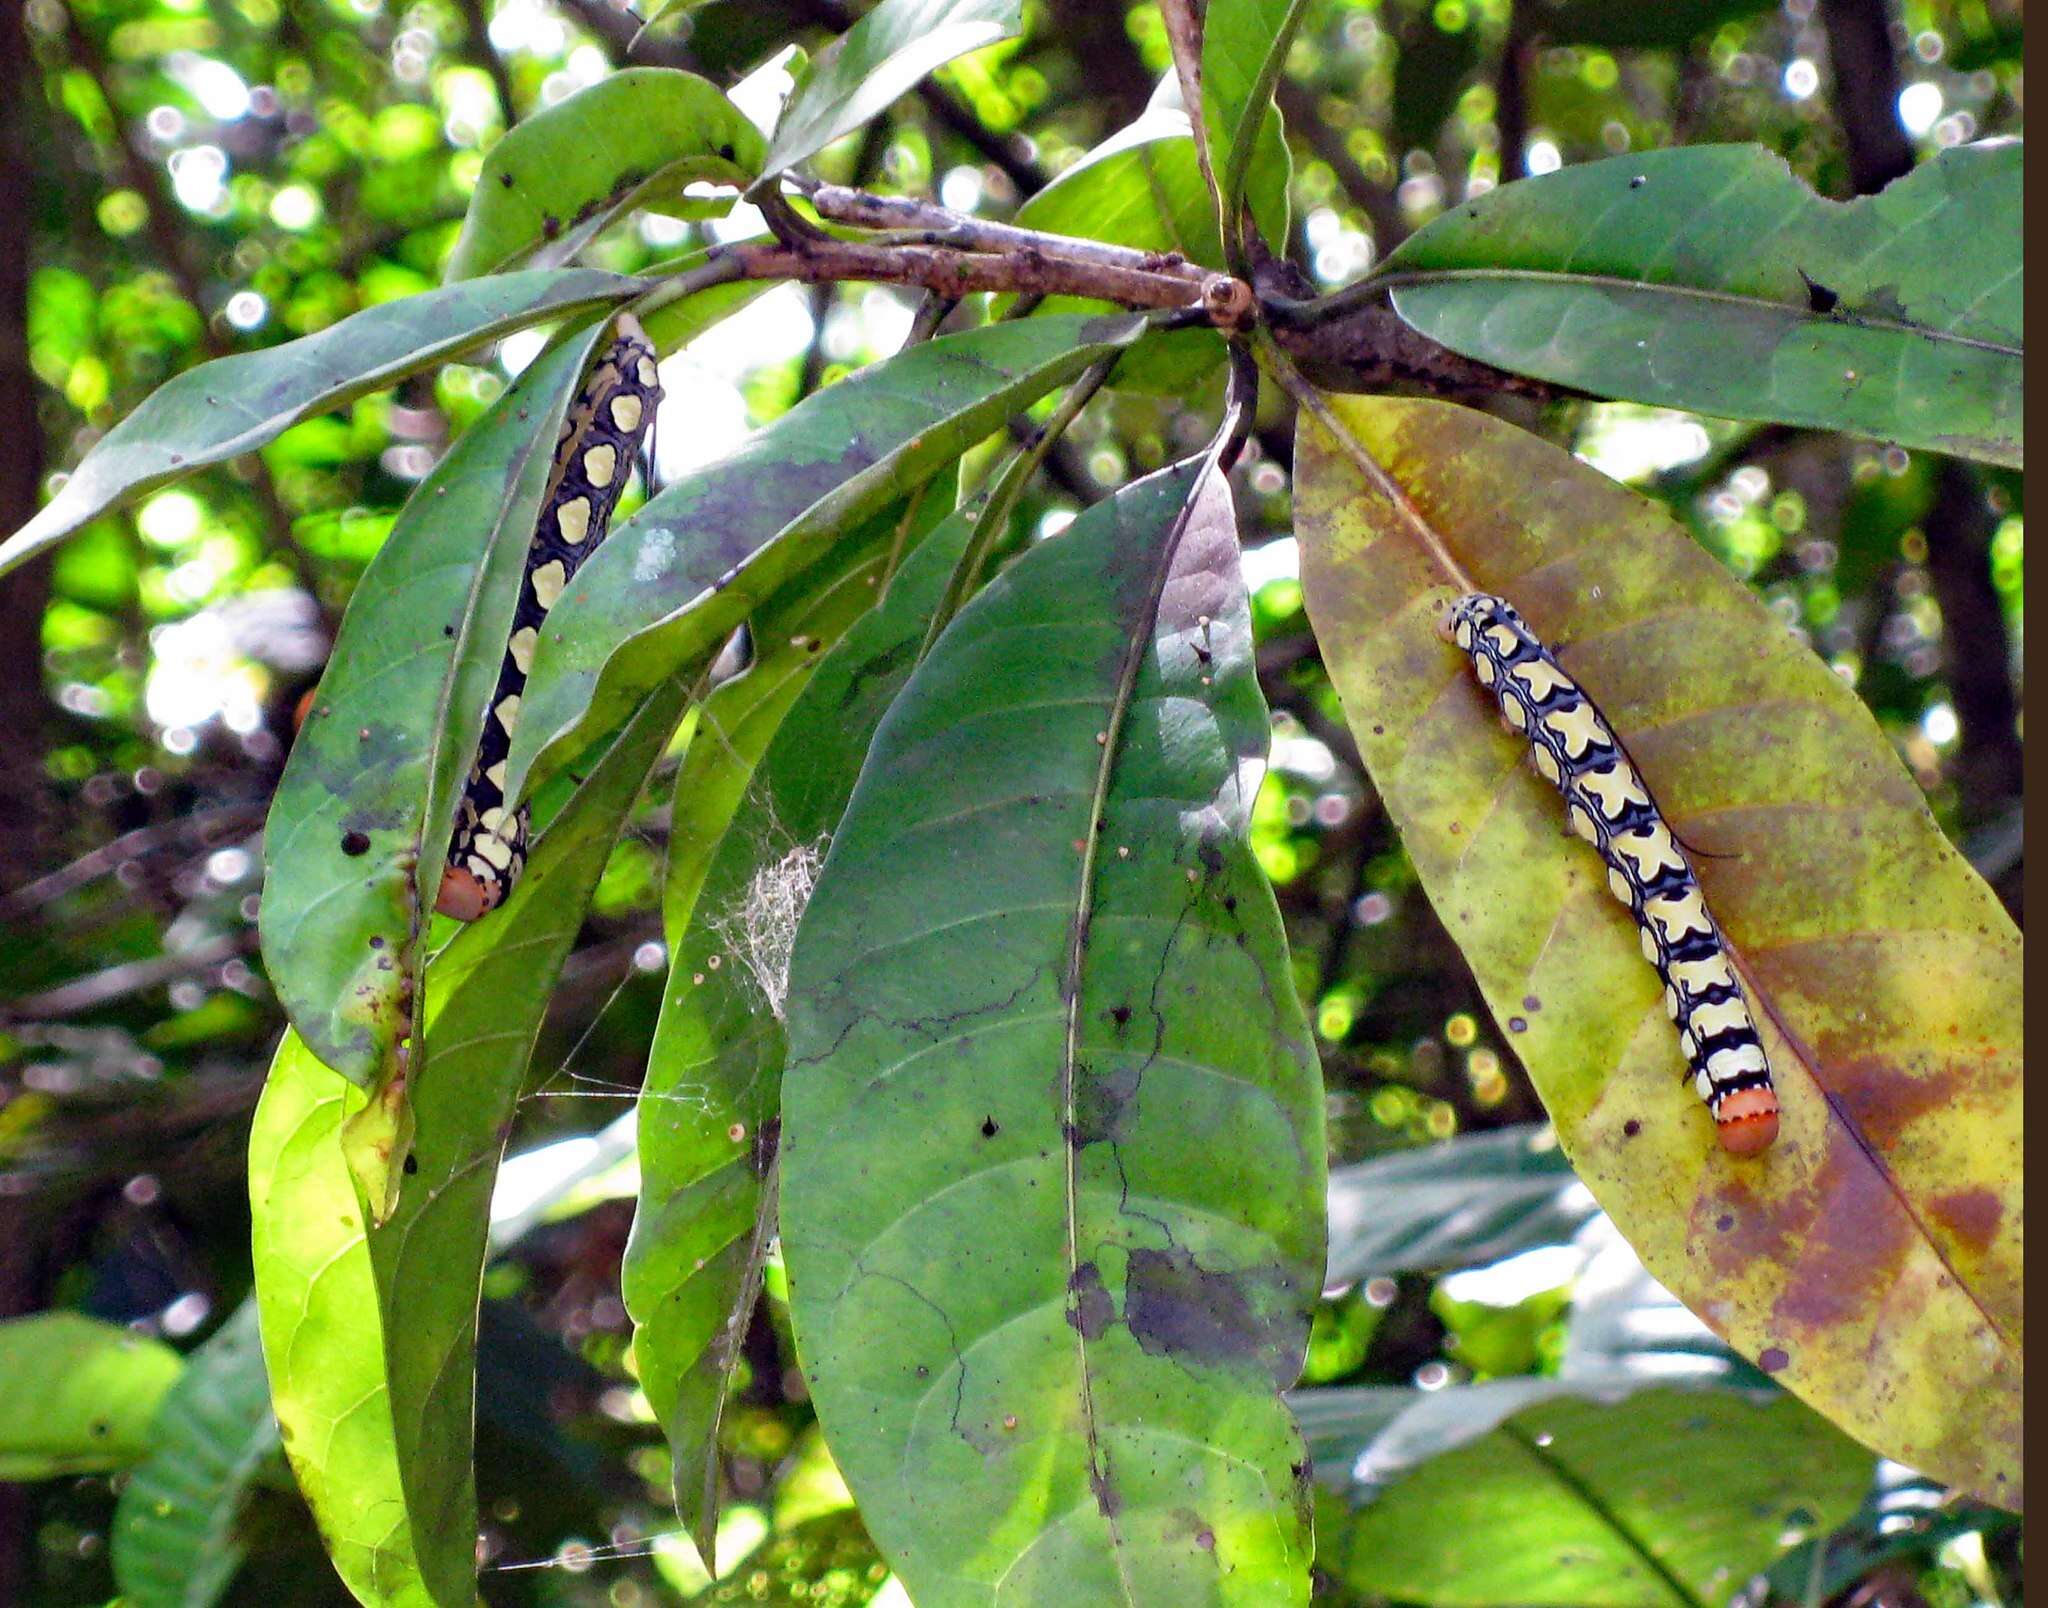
(437, 314, 663, 921)
(1441, 591, 1779, 1156)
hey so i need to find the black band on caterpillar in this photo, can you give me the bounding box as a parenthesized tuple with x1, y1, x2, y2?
(1441, 591, 1779, 1156)
(436, 314, 663, 922)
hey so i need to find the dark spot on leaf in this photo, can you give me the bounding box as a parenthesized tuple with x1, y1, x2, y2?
(541, 214, 561, 239)
(1071, 1058, 1142, 1147)
(1622, 1118, 1641, 1137)
(1758, 1345, 1790, 1373)
(914, 1364, 928, 1378)
(980, 1115, 998, 1138)
(403, 1154, 418, 1175)
(1508, 1015, 1527, 1033)
(1108, 1004, 1132, 1028)
(1522, 994, 1541, 1012)
(1629, 174, 1647, 188)
(1798, 268, 1840, 314)
(1067, 1262, 1114, 1340)
(443, 624, 455, 637)
(1928, 1187, 2003, 1252)
(369, 935, 385, 949)
(341, 831, 371, 856)
(1716, 1213, 1735, 1232)
(499, 171, 514, 187)
(1222, 895, 1237, 914)
(90, 1419, 108, 1438)
(1125, 1246, 1292, 1384)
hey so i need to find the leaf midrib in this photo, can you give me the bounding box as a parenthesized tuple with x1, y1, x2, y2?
(1383, 267, 2022, 357)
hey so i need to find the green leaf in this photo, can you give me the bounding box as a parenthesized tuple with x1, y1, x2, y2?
(252, 678, 690, 1607)
(758, 0, 1021, 183)
(1206, 0, 1300, 249)
(111, 1300, 280, 1608)
(501, 313, 1149, 812)
(258, 322, 612, 1089)
(1327, 1125, 1594, 1286)
(0, 1312, 182, 1478)
(781, 459, 1326, 1603)
(1158, 0, 1294, 249)
(626, 485, 970, 1560)
(446, 70, 764, 282)
(1293, 394, 2022, 1507)
(0, 270, 641, 577)
(1382, 143, 2023, 466)
(1312, 1383, 1872, 1608)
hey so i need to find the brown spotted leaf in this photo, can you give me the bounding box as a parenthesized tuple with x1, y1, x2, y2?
(781, 458, 1327, 1602)
(1293, 395, 2021, 1509)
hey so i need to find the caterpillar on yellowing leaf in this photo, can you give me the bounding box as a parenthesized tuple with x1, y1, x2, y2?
(437, 314, 662, 921)
(1441, 591, 1779, 1156)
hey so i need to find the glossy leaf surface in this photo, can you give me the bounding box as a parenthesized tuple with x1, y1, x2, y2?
(502, 314, 1146, 809)
(111, 1300, 279, 1608)
(1312, 1383, 1871, 1607)
(782, 461, 1326, 1604)
(758, 0, 1020, 182)
(1326, 1125, 1594, 1286)
(1384, 143, 2022, 465)
(259, 324, 610, 1087)
(446, 70, 763, 280)
(0, 270, 641, 575)
(252, 679, 689, 1607)
(1294, 394, 2022, 1506)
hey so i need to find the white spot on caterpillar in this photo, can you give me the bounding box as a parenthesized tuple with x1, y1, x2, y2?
(1511, 658, 1574, 700)
(485, 761, 507, 790)
(495, 693, 522, 732)
(1668, 953, 1735, 995)
(1706, 1042, 1768, 1080)
(555, 500, 592, 546)
(531, 559, 568, 608)
(475, 835, 514, 869)
(610, 394, 643, 432)
(636, 357, 657, 387)
(1689, 997, 1752, 1042)
(508, 627, 539, 674)
(1644, 887, 1712, 944)
(583, 444, 617, 489)
(1578, 761, 1649, 820)
(1613, 824, 1687, 881)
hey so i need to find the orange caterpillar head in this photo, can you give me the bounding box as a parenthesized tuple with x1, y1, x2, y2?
(436, 865, 504, 921)
(1714, 1086, 1779, 1155)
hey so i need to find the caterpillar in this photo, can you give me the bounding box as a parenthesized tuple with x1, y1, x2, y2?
(1441, 592, 1779, 1156)
(436, 314, 662, 921)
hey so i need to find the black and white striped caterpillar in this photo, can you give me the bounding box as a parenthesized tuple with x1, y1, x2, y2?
(436, 314, 662, 921)
(1441, 592, 1779, 1156)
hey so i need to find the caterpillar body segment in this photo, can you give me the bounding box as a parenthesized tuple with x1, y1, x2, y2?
(1441, 591, 1779, 1155)
(437, 315, 663, 921)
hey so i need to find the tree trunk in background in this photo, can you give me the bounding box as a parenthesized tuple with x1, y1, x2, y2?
(1818, 0, 1915, 193)
(0, 0, 52, 904)
(1, 0, 49, 1583)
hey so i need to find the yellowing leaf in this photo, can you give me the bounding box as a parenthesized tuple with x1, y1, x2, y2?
(1293, 395, 2021, 1509)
